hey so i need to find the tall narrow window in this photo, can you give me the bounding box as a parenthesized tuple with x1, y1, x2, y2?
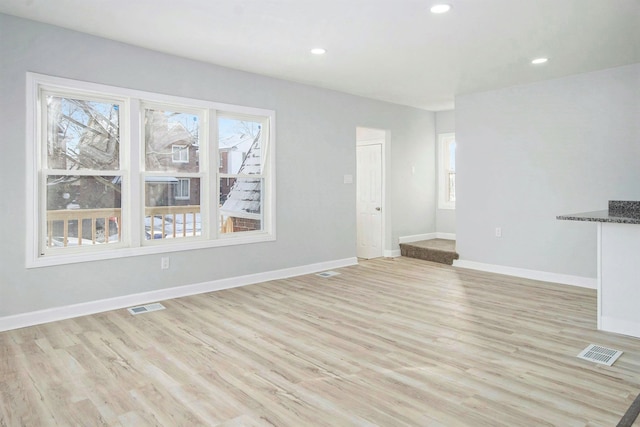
(438, 133, 456, 209)
(143, 106, 203, 241)
(42, 93, 124, 251)
(218, 116, 267, 234)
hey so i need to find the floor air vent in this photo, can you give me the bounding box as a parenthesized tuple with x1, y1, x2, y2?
(316, 271, 340, 278)
(577, 344, 623, 366)
(127, 302, 166, 315)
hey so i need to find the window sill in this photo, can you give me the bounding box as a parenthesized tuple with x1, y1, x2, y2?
(27, 232, 275, 268)
(438, 204, 456, 211)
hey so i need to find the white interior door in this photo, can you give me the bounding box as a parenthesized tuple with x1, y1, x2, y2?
(357, 143, 383, 259)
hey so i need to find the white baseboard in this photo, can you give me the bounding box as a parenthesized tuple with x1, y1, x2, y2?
(398, 233, 456, 244)
(398, 233, 436, 244)
(0, 257, 358, 332)
(453, 259, 597, 289)
(436, 232, 456, 240)
(385, 249, 402, 258)
(600, 316, 640, 339)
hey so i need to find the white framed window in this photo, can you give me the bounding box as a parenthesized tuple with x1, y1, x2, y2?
(26, 73, 276, 267)
(175, 178, 191, 200)
(142, 103, 204, 242)
(171, 145, 189, 163)
(218, 114, 268, 235)
(438, 133, 456, 210)
(37, 90, 127, 255)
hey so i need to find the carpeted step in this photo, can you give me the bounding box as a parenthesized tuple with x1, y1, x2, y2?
(400, 240, 459, 265)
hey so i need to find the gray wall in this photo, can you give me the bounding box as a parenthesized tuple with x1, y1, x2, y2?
(0, 14, 435, 317)
(390, 114, 437, 244)
(435, 110, 456, 234)
(456, 64, 640, 278)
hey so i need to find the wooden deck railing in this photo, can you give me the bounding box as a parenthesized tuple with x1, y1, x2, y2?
(46, 205, 205, 247)
(145, 205, 201, 239)
(47, 208, 122, 247)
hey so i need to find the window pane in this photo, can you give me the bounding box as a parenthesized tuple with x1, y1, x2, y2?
(145, 109, 200, 172)
(145, 177, 201, 240)
(448, 140, 456, 171)
(438, 134, 456, 209)
(46, 96, 120, 171)
(219, 118, 262, 174)
(45, 175, 122, 247)
(171, 145, 189, 163)
(447, 139, 456, 202)
(175, 178, 190, 200)
(219, 178, 263, 234)
(448, 173, 456, 202)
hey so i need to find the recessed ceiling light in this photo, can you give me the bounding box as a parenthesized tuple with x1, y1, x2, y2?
(310, 48, 326, 55)
(430, 4, 451, 14)
(531, 57, 549, 65)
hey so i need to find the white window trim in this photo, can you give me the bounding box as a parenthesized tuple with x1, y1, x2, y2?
(37, 90, 130, 257)
(438, 132, 456, 210)
(26, 72, 276, 268)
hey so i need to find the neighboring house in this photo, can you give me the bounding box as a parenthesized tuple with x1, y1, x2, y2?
(144, 110, 200, 207)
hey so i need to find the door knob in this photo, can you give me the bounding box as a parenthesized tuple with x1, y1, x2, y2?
(375, 207, 381, 211)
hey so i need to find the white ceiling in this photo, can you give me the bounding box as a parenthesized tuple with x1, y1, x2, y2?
(1, 0, 639, 111)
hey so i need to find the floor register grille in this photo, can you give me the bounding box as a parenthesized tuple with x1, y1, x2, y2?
(127, 303, 166, 315)
(577, 344, 623, 366)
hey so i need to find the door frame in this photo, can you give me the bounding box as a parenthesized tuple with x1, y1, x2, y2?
(356, 127, 387, 258)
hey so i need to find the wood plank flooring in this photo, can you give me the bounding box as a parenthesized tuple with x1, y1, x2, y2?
(2, 257, 640, 426)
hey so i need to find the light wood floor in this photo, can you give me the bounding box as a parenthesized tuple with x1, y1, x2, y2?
(2, 257, 640, 426)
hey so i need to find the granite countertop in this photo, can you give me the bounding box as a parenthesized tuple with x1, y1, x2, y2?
(557, 201, 640, 224)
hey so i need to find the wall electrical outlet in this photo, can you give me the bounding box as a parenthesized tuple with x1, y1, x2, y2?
(495, 227, 502, 238)
(161, 257, 170, 269)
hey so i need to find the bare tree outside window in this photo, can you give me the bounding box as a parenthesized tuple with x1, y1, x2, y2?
(30, 74, 275, 264)
(45, 96, 123, 246)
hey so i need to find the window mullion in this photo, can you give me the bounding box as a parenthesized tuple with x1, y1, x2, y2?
(209, 109, 219, 240)
(128, 98, 142, 247)
(264, 118, 274, 235)
(33, 85, 46, 258)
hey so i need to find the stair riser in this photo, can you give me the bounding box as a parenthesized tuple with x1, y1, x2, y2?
(400, 245, 459, 266)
